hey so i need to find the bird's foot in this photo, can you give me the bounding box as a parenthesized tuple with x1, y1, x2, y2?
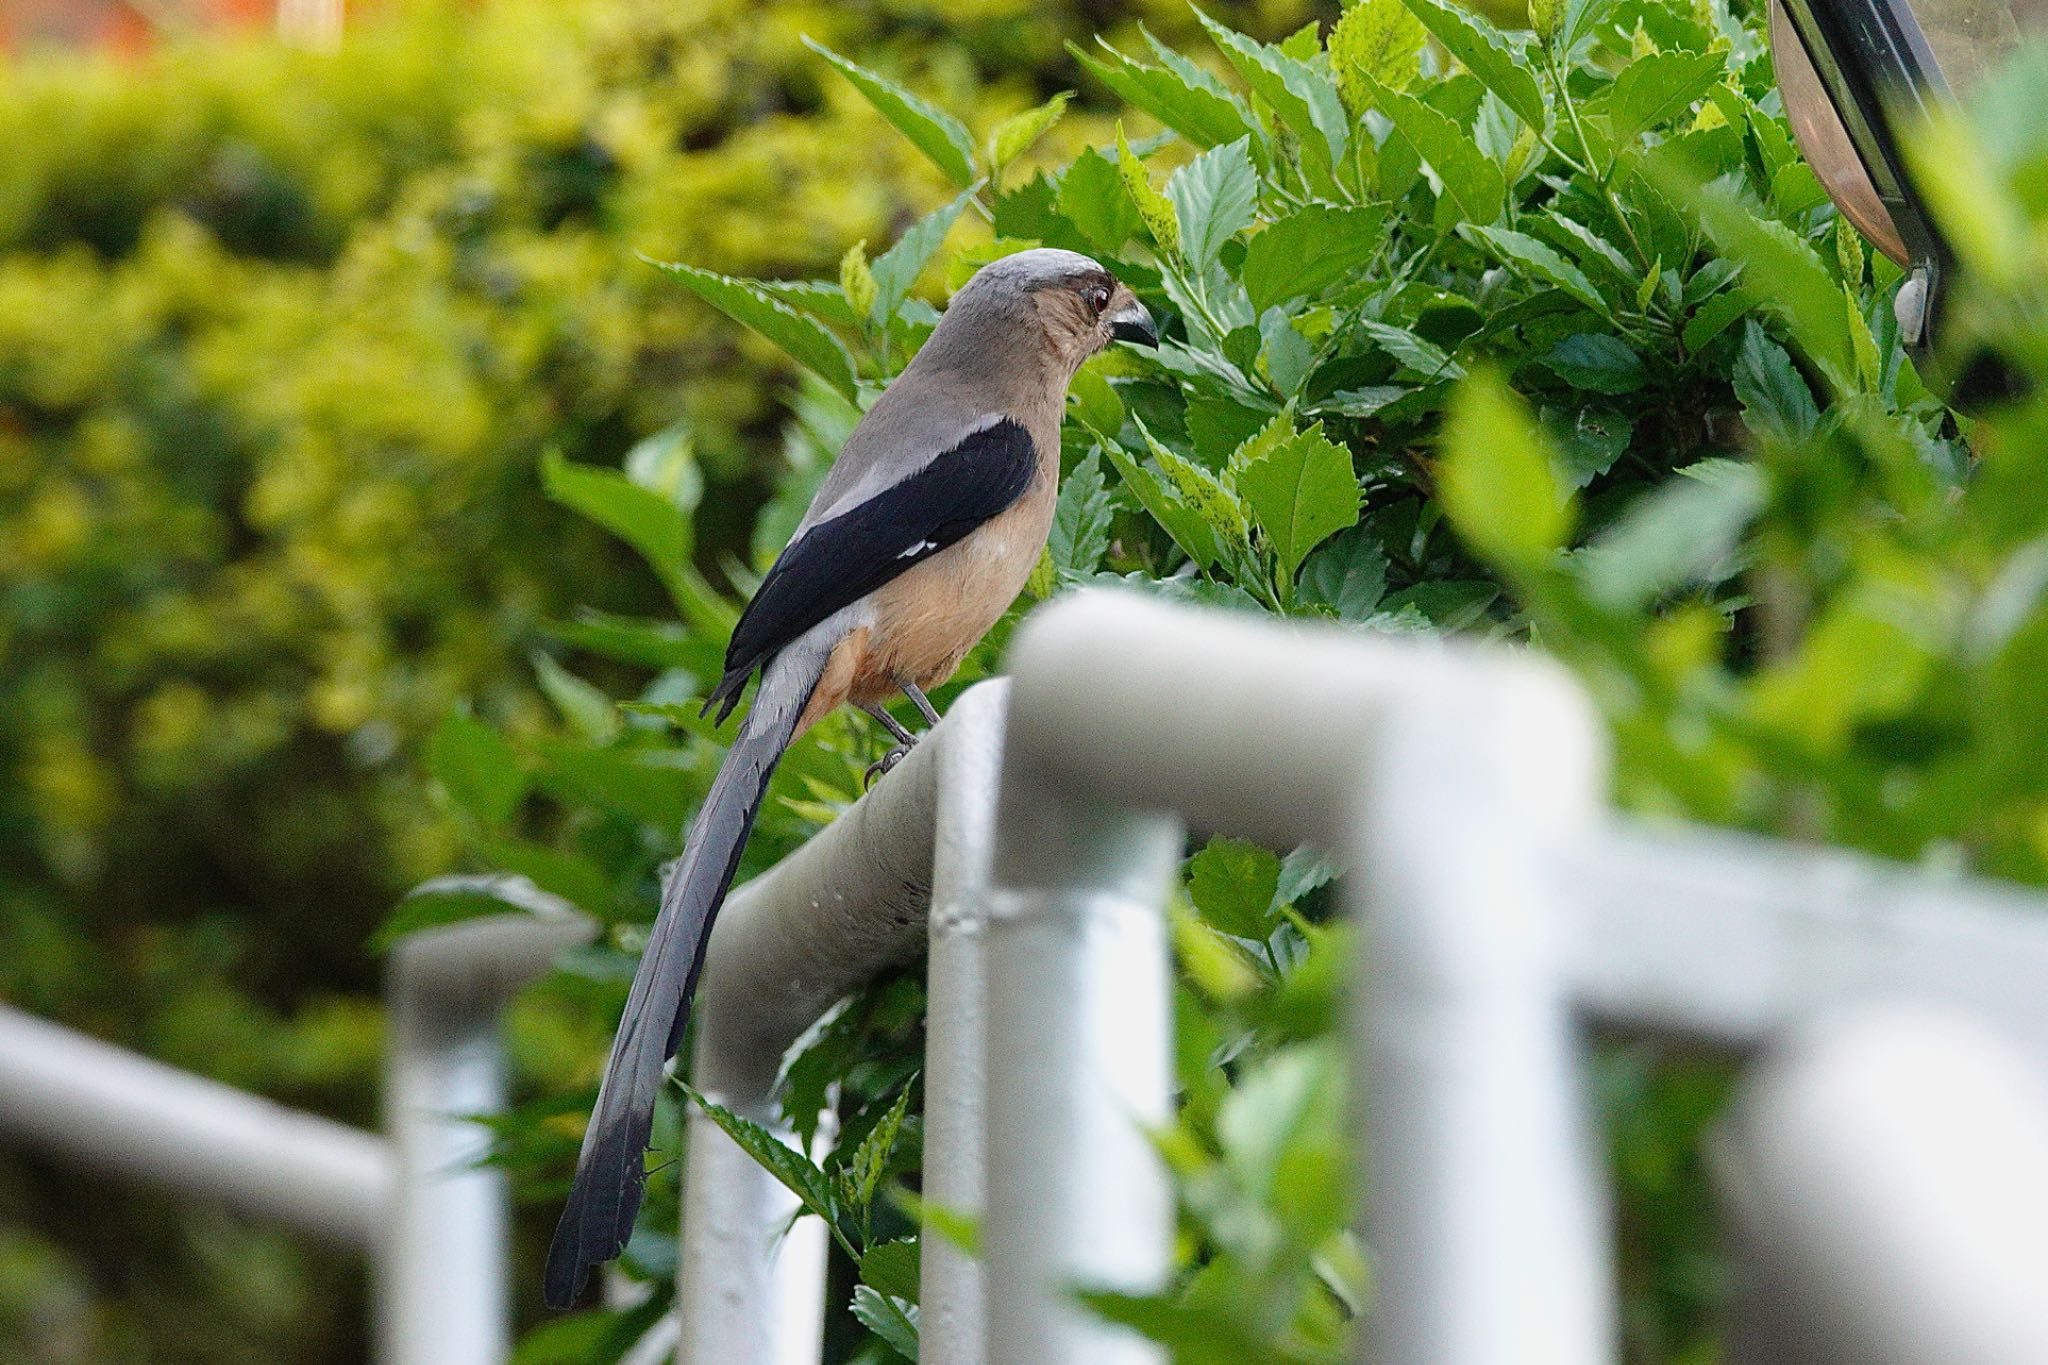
(864, 741, 914, 789)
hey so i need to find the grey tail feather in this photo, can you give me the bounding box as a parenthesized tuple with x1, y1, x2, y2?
(543, 631, 833, 1309)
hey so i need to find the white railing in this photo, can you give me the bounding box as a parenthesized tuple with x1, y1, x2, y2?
(0, 898, 589, 1364)
(19, 590, 2041, 1362)
(678, 590, 2048, 1365)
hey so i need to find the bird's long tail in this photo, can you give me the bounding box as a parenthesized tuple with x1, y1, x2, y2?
(543, 630, 834, 1308)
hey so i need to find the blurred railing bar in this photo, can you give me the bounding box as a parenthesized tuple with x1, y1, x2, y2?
(0, 903, 589, 1365)
(0, 1002, 392, 1245)
(1563, 826, 2048, 1062)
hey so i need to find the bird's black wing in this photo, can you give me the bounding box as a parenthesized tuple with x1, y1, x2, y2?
(703, 416, 1036, 720)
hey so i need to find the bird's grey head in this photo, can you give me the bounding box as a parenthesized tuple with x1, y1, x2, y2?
(937, 248, 1156, 374)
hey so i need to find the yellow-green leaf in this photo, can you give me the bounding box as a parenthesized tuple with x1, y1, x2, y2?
(839, 240, 878, 322)
(1115, 122, 1181, 257)
(1438, 369, 1571, 571)
(1330, 0, 1427, 113)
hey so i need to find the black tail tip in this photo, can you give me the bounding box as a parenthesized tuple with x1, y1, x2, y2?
(542, 1233, 594, 1310)
(543, 1191, 627, 1309)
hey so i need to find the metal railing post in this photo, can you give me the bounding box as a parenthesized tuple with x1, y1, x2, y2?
(676, 684, 1006, 1364)
(985, 762, 1182, 1365)
(920, 684, 1009, 1361)
(380, 903, 591, 1365)
(1345, 665, 1614, 1365)
(1716, 1005, 2048, 1365)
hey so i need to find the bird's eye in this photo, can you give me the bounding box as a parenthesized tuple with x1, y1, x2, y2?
(1084, 284, 1111, 314)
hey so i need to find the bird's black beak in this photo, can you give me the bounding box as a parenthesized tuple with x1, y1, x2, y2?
(1109, 299, 1158, 347)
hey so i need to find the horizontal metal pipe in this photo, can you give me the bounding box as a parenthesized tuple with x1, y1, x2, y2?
(995, 589, 1574, 863)
(1564, 825, 2048, 1065)
(0, 1003, 393, 1247)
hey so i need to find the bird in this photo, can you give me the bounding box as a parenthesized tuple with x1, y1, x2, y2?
(543, 246, 1157, 1307)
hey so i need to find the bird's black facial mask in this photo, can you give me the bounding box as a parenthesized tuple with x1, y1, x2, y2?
(1109, 299, 1158, 347)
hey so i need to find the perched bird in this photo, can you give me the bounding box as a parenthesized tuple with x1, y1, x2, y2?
(544, 247, 1157, 1306)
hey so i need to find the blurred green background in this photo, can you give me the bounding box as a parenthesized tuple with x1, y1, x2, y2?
(0, 0, 1312, 1357)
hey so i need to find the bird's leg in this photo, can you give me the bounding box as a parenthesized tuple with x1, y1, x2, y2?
(860, 702, 916, 788)
(860, 702, 917, 747)
(900, 680, 941, 729)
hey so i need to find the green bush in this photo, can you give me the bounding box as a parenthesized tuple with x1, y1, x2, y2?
(428, 1, 2041, 1361)
(0, 0, 1315, 1358)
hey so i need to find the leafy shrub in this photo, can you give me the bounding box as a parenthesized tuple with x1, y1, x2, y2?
(434, 1, 2020, 1361)
(0, 0, 1316, 1358)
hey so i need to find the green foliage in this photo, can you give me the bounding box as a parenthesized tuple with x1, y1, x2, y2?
(25, 0, 2036, 1359)
(452, 2, 1939, 1356)
(0, 0, 1318, 1357)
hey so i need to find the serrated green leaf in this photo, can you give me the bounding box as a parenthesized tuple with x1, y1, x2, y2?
(1543, 333, 1647, 394)
(1155, 441, 1253, 557)
(685, 1084, 841, 1226)
(1547, 213, 1639, 291)
(1187, 836, 1283, 939)
(1240, 204, 1387, 312)
(1056, 147, 1143, 253)
(988, 91, 1072, 174)
(1196, 11, 1349, 172)
(1236, 422, 1362, 581)
(1101, 439, 1223, 570)
(846, 1082, 915, 1213)
(1049, 452, 1114, 579)
(870, 191, 974, 323)
(1655, 163, 1855, 386)
(804, 39, 977, 188)
(851, 1287, 920, 1361)
(1732, 321, 1819, 444)
(1067, 38, 1255, 149)
(1400, 0, 1546, 131)
(1366, 77, 1504, 225)
(1556, 406, 1634, 488)
(1462, 223, 1609, 316)
(1167, 137, 1257, 272)
(1682, 287, 1754, 351)
(1592, 49, 1724, 142)
(1439, 369, 1570, 571)
(859, 1240, 922, 1304)
(1358, 319, 1463, 379)
(650, 261, 860, 401)
(1330, 0, 1427, 112)
(1299, 525, 1390, 619)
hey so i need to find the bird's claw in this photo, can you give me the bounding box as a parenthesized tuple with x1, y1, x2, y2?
(864, 741, 914, 789)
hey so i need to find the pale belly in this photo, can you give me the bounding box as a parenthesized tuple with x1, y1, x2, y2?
(852, 482, 1057, 701)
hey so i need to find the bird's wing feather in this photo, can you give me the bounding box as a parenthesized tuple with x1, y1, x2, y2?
(705, 416, 1035, 720)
